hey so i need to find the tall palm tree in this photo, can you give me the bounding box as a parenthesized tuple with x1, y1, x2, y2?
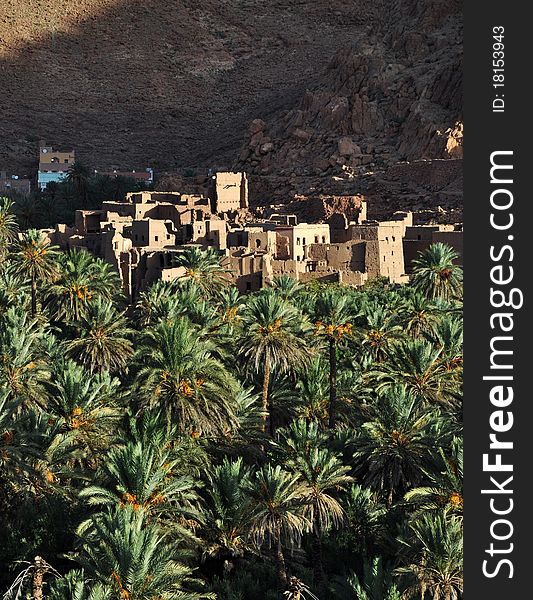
(398, 291, 440, 339)
(0, 388, 42, 486)
(135, 317, 238, 436)
(246, 464, 309, 589)
(269, 275, 303, 300)
(295, 357, 329, 424)
(338, 484, 387, 559)
(217, 285, 245, 336)
(404, 437, 463, 516)
(48, 569, 112, 600)
(45, 360, 122, 460)
(370, 339, 460, 409)
(313, 289, 355, 428)
(411, 243, 463, 302)
(425, 315, 463, 379)
(358, 302, 404, 363)
(275, 419, 325, 458)
(219, 384, 267, 447)
(352, 386, 449, 506)
(11, 228, 59, 316)
(67, 299, 133, 374)
(45, 249, 121, 323)
(0, 196, 19, 260)
(279, 422, 352, 585)
(331, 557, 401, 600)
(66, 162, 92, 204)
(0, 307, 50, 407)
(240, 293, 312, 435)
(202, 457, 253, 562)
(0, 270, 30, 315)
(135, 279, 181, 326)
(75, 506, 214, 599)
(79, 441, 201, 531)
(173, 246, 229, 296)
(396, 513, 463, 600)
(120, 409, 211, 480)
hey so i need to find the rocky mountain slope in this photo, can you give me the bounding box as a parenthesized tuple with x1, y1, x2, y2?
(236, 0, 463, 219)
(0, 0, 380, 171)
(0, 0, 462, 221)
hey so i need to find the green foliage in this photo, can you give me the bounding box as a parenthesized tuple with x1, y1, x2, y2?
(0, 199, 463, 599)
(411, 243, 463, 302)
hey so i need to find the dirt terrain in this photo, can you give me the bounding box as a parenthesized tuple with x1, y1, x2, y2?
(0, 0, 462, 220)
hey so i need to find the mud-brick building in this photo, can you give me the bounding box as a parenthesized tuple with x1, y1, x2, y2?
(46, 179, 247, 301)
(226, 215, 410, 292)
(403, 224, 463, 273)
(209, 172, 249, 213)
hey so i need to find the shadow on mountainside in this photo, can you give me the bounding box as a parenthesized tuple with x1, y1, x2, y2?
(0, 0, 376, 173)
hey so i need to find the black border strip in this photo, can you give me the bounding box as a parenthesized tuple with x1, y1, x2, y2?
(464, 2, 531, 595)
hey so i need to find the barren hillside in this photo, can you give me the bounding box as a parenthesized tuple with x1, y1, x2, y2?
(0, 0, 462, 220)
(0, 0, 379, 171)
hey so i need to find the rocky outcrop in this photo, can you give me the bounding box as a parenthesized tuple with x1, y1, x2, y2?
(235, 0, 462, 222)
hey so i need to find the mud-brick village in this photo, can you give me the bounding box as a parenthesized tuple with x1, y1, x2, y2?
(0, 2, 464, 598)
(4, 141, 463, 301)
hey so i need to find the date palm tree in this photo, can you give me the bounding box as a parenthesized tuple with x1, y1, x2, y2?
(135, 317, 238, 436)
(246, 464, 309, 589)
(358, 302, 404, 363)
(352, 386, 449, 506)
(217, 285, 245, 337)
(0, 388, 42, 486)
(67, 299, 133, 374)
(174, 246, 229, 296)
(135, 279, 181, 326)
(269, 275, 303, 300)
(240, 293, 312, 435)
(48, 569, 112, 600)
(0, 270, 30, 315)
(332, 557, 401, 600)
(45, 360, 123, 461)
(425, 315, 463, 379)
(411, 243, 463, 302)
(313, 289, 355, 428)
(338, 484, 387, 559)
(398, 291, 440, 339)
(0, 307, 50, 407)
(295, 357, 329, 424)
(396, 513, 463, 600)
(202, 457, 253, 563)
(11, 228, 59, 316)
(66, 161, 92, 204)
(75, 506, 213, 599)
(370, 339, 461, 410)
(219, 384, 267, 447)
(79, 440, 201, 532)
(404, 437, 463, 516)
(0, 196, 18, 260)
(45, 249, 121, 323)
(279, 421, 352, 585)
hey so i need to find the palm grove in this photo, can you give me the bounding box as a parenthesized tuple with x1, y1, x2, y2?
(0, 197, 463, 600)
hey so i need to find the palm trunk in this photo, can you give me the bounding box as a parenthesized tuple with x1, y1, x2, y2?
(274, 522, 288, 589)
(312, 515, 324, 587)
(31, 276, 37, 317)
(328, 338, 337, 429)
(269, 392, 276, 438)
(262, 358, 271, 435)
(32, 556, 45, 600)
